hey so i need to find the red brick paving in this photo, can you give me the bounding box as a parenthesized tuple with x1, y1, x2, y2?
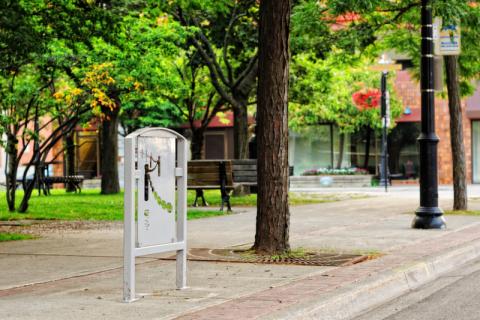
(175, 223, 480, 319)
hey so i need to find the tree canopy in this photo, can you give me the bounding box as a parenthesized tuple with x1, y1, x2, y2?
(2, 0, 480, 211)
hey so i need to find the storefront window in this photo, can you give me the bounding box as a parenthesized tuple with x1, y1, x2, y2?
(388, 122, 420, 177)
(289, 125, 350, 175)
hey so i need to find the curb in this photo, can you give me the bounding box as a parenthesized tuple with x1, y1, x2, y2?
(175, 223, 480, 320)
(267, 238, 480, 320)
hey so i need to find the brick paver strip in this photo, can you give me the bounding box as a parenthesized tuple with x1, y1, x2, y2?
(175, 224, 480, 319)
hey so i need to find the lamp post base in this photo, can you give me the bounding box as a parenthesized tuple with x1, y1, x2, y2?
(412, 207, 446, 229)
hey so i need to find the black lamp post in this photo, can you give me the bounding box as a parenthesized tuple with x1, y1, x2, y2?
(380, 68, 389, 191)
(412, 0, 446, 229)
(376, 53, 398, 192)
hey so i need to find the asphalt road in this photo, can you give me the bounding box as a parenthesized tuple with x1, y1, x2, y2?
(354, 257, 480, 320)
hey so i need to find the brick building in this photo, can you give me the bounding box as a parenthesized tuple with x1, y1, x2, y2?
(394, 69, 474, 184)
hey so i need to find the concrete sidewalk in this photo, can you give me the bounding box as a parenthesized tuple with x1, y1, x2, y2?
(1, 187, 480, 319)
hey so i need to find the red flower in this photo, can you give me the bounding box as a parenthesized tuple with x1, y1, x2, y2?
(352, 89, 381, 111)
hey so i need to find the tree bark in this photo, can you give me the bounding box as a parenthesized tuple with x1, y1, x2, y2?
(65, 132, 76, 192)
(253, 0, 291, 255)
(100, 106, 120, 194)
(233, 105, 249, 159)
(190, 128, 205, 160)
(5, 133, 18, 212)
(444, 55, 467, 210)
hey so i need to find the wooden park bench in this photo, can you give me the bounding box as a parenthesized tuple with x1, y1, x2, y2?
(188, 159, 294, 211)
(187, 160, 234, 211)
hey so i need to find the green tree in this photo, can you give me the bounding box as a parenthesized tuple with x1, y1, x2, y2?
(53, 7, 186, 194)
(165, 0, 259, 159)
(0, 0, 53, 211)
(289, 52, 403, 169)
(153, 52, 228, 160)
(33, 0, 140, 194)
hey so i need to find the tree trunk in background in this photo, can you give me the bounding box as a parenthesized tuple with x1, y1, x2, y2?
(253, 0, 291, 255)
(5, 133, 18, 211)
(18, 177, 35, 213)
(233, 100, 251, 195)
(100, 105, 120, 194)
(65, 132, 76, 192)
(190, 128, 206, 204)
(445, 55, 467, 210)
(190, 128, 204, 160)
(336, 133, 345, 169)
(363, 127, 371, 170)
(233, 105, 249, 159)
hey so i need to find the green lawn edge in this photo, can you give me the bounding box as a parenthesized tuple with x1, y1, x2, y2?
(0, 233, 35, 242)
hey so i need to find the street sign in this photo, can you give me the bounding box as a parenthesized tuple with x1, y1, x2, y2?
(434, 17, 461, 56)
(123, 128, 188, 303)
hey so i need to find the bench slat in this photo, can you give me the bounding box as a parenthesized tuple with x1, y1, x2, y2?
(232, 165, 257, 171)
(188, 173, 220, 179)
(188, 168, 222, 175)
(233, 176, 257, 183)
(232, 160, 257, 165)
(233, 171, 257, 177)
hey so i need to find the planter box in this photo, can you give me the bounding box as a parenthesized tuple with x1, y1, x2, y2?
(290, 175, 373, 188)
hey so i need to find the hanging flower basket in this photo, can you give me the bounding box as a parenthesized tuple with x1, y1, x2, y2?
(352, 89, 381, 111)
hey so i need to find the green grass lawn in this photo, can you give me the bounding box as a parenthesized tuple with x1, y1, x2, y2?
(0, 189, 336, 221)
(0, 233, 35, 242)
(0, 189, 228, 221)
(444, 210, 480, 216)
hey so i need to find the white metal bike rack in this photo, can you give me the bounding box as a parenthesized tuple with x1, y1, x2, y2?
(123, 127, 187, 302)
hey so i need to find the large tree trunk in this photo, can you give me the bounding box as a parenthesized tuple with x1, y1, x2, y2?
(253, 0, 291, 255)
(5, 133, 18, 212)
(65, 132, 76, 192)
(100, 106, 120, 194)
(445, 55, 467, 210)
(233, 104, 249, 159)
